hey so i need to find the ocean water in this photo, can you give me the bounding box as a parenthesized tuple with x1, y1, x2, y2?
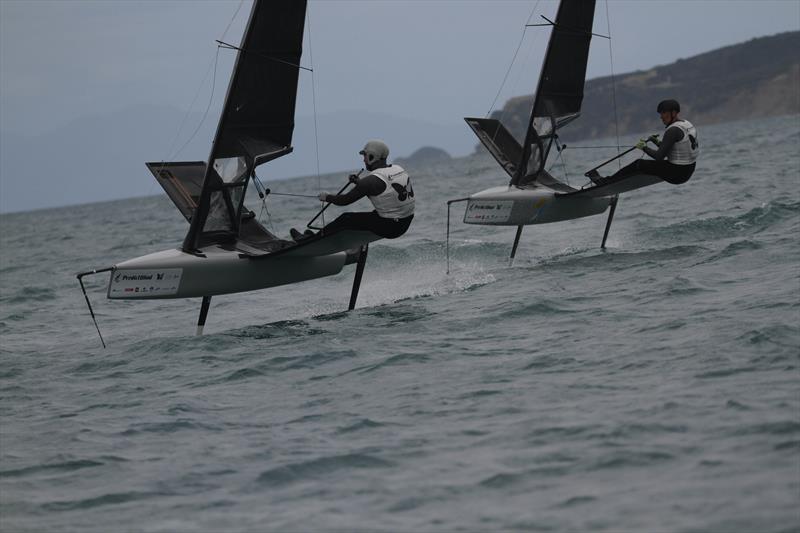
(1, 114, 798, 532)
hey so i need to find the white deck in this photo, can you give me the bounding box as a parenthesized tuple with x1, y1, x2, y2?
(464, 185, 611, 226)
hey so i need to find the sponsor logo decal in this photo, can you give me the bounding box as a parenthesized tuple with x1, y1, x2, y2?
(464, 200, 513, 223)
(109, 268, 183, 298)
(121, 274, 154, 281)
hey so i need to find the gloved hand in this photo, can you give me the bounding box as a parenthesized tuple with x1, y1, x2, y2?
(348, 173, 360, 184)
(647, 134, 660, 144)
(318, 192, 329, 202)
(635, 138, 647, 150)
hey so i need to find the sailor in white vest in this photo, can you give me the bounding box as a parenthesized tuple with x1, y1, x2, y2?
(589, 99, 699, 185)
(290, 140, 415, 240)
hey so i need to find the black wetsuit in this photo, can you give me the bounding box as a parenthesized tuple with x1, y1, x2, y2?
(608, 124, 696, 184)
(322, 174, 413, 239)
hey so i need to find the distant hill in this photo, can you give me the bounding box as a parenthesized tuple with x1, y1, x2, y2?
(491, 31, 800, 143)
(395, 146, 452, 169)
(0, 107, 473, 213)
(3, 31, 797, 213)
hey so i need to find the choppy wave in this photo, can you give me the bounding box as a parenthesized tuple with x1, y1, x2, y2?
(1, 115, 798, 532)
(254, 453, 394, 487)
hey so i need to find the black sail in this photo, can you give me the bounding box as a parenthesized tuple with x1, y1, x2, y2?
(512, 0, 596, 186)
(184, 0, 307, 251)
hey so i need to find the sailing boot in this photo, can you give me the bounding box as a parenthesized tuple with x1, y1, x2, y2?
(290, 228, 314, 241)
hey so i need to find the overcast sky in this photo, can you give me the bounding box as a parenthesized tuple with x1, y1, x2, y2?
(1, 0, 798, 211)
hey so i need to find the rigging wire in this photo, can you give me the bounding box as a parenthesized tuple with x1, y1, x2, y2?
(258, 198, 275, 233)
(251, 170, 276, 231)
(266, 192, 318, 198)
(167, 46, 222, 162)
(305, 8, 325, 225)
(558, 145, 625, 150)
(497, 25, 541, 132)
(163, 0, 245, 164)
(161, 52, 218, 164)
(548, 138, 570, 185)
(219, 0, 245, 43)
(486, 1, 541, 119)
(605, 0, 622, 168)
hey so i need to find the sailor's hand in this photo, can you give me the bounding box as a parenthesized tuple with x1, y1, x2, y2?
(348, 173, 360, 184)
(635, 138, 647, 150)
(318, 192, 329, 202)
(647, 134, 660, 144)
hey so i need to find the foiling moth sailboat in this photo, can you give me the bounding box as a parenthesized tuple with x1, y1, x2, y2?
(449, 0, 671, 261)
(78, 0, 385, 345)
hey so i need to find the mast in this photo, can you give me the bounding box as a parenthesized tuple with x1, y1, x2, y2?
(184, 0, 307, 252)
(511, 0, 596, 187)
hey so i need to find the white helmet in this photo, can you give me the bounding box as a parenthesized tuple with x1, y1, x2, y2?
(359, 139, 389, 164)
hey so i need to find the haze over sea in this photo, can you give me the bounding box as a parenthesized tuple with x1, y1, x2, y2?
(1, 115, 798, 531)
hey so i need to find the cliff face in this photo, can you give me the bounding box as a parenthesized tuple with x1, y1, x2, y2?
(491, 31, 800, 143)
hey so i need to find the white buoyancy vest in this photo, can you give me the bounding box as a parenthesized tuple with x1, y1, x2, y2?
(367, 165, 415, 219)
(666, 120, 699, 165)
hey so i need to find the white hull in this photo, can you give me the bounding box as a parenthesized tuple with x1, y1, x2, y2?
(463, 185, 611, 226)
(108, 247, 347, 300)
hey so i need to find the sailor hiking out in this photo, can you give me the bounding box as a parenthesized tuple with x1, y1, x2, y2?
(588, 99, 699, 185)
(291, 139, 415, 240)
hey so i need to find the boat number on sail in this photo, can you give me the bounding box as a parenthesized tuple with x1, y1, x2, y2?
(464, 200, 513, 223)
(108, 268, 183, 298)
